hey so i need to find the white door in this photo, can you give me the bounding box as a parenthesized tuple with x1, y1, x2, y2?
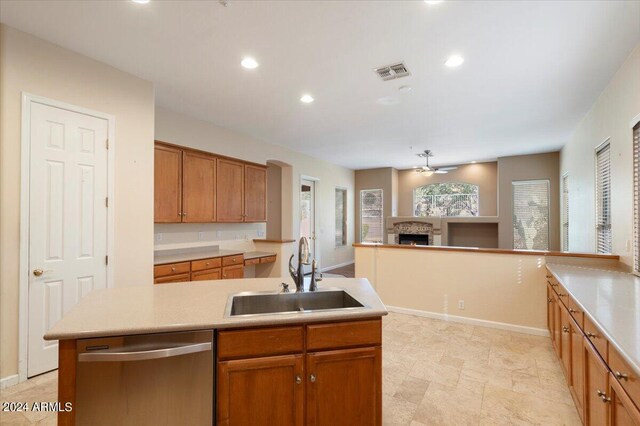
(300, 179, 318, 273)
(28, 102, 109, 377)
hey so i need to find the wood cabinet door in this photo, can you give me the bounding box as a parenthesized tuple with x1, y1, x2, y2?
(191, 269, 221, 281)
(584, 337, 610, 426)
(154, 144, 182, 223)
(306, 347, 381, 426)
(153, 273, 190, 284)
(610, 373, 640, 426)
(216, 159, 244, 222)
(182, 152, 216, 222)
(244, 165, 267, 222)
(217, 354, 304, 426)
(222, 265, 244, 279)
(547, 284, 555, 343)
(569, 316, 585, 422)
(552, 293, 562, 358)
(560, 303, 572, 379)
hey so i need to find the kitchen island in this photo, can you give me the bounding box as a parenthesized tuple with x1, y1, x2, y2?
(45, 278, 387, 426)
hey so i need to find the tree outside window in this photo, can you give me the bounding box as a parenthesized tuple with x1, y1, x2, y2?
(413, 183, 479, 217)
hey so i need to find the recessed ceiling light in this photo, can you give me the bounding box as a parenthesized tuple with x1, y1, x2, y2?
(300, 94, 314, 104)
(445, 55, 464, 68)
(131, 0, 150, 4)
(424, 0, 443, 4)
(471, 160, 477, 164)
(398, 85, 412, 93)
(241, 57, 259, 69)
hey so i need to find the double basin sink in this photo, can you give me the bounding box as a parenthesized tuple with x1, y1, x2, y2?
(226, 288, 366, 317)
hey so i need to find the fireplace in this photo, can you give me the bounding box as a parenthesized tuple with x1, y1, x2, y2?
(398, 233, 429, 246)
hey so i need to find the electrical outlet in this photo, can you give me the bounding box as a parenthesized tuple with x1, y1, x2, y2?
(155, 233, 162, 243)
(198, 232, 204, 241)
(458, 300, 465, 310)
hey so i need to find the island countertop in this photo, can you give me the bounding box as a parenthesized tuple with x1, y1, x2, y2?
(44, 278, 387, 340)
(546, 262, 640, 376)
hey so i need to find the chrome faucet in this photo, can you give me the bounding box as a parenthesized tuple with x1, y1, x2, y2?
(289, 237, 310, 292)
(309, 259, 322, 292)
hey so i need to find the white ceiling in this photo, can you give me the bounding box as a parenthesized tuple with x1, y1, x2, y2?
(2, 1, 639, 170)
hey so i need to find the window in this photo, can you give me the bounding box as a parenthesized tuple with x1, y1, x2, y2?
(360, 189, 383, 243)
(413, 183, 479, 217)
(633, 123, 640, 272)
(596, 142, 612, 254)
(562, 174, 569, 252)
(335, 188, 347, 246)
(512, 180, 550, 250)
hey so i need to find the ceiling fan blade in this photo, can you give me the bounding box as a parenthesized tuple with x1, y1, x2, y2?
(438, 166, 458, 171)
(434, 169, 448, 174)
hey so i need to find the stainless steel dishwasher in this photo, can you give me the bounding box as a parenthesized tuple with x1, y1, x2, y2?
(75, 330, 214, 426)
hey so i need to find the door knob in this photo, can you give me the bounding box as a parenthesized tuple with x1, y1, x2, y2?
(33, 269, 44, 277)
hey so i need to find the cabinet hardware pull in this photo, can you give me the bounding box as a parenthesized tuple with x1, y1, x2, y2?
(171, 267, 176, 272)
(615, 371, 629, 381)
(310, 374, 316, 383)
(586, 332, 597, 339)
(562, 326, 569, 333)
(547, 298, 552, 303)
(296, 376, 302, 385)
(569, 309, 577, 313)
(558, 293, 566, 297)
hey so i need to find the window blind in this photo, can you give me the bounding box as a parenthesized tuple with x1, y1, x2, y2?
(512, 180, 550, 250)
(360, 189, 383, 243)
(596, 142, 612, 254)
(634, 124, 640, 272)
(335, 188, 347, 246)
(562, 174, 569, 252)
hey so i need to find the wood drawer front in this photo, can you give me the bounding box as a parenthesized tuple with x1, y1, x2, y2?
(217, 326, 304, 360)
(568, 296, 584, 329)
(191, 257, 222, 272)
(260, 255, 276, 264)
(244, 258, 260, 266)
(154, 273, 190, 284)
(154, 262, 190, 278)
(584, 315, 608, 362)
(222, 255, 244, 266)
(191, 268, 221, 281)
(555, 284, 569, 307)
(307, 319, 382, 351)
(609, 345, 640, 407)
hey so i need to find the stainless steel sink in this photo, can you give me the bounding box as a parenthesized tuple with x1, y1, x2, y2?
(226, 288, 366, 317)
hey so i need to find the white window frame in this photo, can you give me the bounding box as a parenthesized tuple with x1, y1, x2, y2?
(360, 189, 383, 243)
(335, 187, 347, 247)
(561, 173, 569, 252)
(595, 139, 612, 254)
(632, 113, 640, 275)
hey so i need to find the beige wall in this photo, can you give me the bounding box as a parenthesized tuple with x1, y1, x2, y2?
(355, 247, 549, 333)
(154, 107, 355, 270)
(354, 168, 397, 243)
(560, 44, 640, 267)
(397, 162, 498, 217)
(498, 152, 561, 251)
(0, 25, 155, 379)
(266, 163, 283, 240)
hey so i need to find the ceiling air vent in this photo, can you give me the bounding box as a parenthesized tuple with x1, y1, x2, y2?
(374, 62, 411, 81)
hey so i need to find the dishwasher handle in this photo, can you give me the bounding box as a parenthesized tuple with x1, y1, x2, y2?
(78, 342, 212, 362)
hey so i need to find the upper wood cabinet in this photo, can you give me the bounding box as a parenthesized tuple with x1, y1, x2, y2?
(244, 165, 267, 222)
(182, 152, 216, 222)
(154, 144, 182, 222)
(216, 159, 245, 222)
(154, 142, 267, 223)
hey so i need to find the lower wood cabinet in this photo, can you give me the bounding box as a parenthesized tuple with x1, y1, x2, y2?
(216, 319, 382, 426)
(610, 373, 640, 426)
(222, 265, 244, 279)
(570, 316, 585, 422)
(306, 347, 381, 426)
(217, 354, 304, 426)
(560, 303, 572, 379)
(191, 268, 221, 281)
(584, 338, 610, 426)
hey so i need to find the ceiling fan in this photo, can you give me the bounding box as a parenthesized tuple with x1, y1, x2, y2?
(415, 150, 458, 175)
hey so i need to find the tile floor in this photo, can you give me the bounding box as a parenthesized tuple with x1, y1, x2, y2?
(0, 312, 581, 425)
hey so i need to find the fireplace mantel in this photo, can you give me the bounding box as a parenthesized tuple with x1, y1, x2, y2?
(386, 216, 442, 245)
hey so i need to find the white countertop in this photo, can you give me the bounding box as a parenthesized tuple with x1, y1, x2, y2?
(44, 278, 387, 340)
(154, 248, 276, 265)
(546, 263, 640, 376)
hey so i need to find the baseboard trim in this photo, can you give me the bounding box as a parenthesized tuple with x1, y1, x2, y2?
(0, 374, 20, 389)
(386, 305, 549, 337)
(321, 260, 354, 273)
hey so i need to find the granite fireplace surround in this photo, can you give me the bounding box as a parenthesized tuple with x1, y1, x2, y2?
(386, 217, 442, 245)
